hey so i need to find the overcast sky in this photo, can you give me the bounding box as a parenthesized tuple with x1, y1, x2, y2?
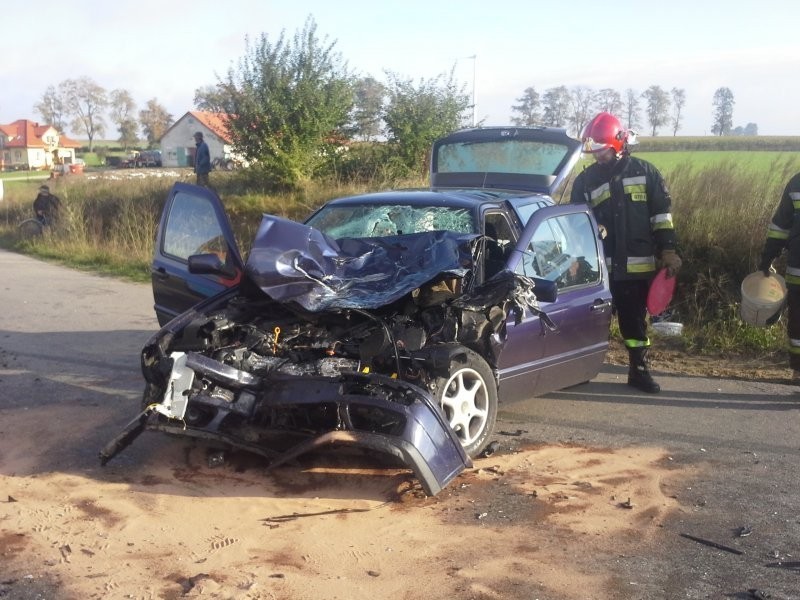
(2, 0, 799, 137)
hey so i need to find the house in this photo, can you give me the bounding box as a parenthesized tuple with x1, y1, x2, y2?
(160, 111, 242, 169)
(0, 120, 81, 171)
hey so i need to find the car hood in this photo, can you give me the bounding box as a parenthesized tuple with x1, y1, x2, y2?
(244, 215, 479, 312)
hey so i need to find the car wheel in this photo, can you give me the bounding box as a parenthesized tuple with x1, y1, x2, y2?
(433, 348, 497, 458)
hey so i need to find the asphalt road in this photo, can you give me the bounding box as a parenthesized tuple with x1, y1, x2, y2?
(1, 249, 799, 599)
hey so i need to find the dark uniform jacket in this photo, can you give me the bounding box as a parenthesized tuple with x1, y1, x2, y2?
(195, 141, 211, 175)
(570, 155, 677, 281)
(762, 172, 800, 286)
(33, 192, 61, 218)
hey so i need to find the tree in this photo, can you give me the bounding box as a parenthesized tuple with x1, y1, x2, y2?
(670, 88, 686, 136)
(595, 88, 623, 116)
(350, 76, 385, 141)
(711, 87, 735, 136)
(541, 86, 571, 127)
(622, 88, 641, 130)
(382, 69, 470, 176)
(193, 84, 234, 113)
(60, 77, 108, 151)
(641, 85, 671, 136)
(510, 86, 541, 126)
(33, 85, 67, 133)
(139, 99, 172, 146)
(567, 86, 596, 137)
(221, 16, 354, 187)
(109, 89, 138, 150)
(732, 122, 758, 136)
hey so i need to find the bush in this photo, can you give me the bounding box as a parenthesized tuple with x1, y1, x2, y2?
(0, 156, 794, 357)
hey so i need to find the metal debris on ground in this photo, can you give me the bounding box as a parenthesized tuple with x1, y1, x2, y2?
(619, 497, 634, 509)
(737, 525, 753, 537)
(262, 502, 389, 523)
(679, 533, 743, 555)
(481, 441, 500, 457)
(207, 450, 225, 468)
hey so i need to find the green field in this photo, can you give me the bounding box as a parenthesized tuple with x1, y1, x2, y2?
(635, 150, 800, 174)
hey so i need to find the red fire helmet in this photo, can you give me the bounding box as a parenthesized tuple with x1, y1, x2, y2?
(581, 112, 628, 155)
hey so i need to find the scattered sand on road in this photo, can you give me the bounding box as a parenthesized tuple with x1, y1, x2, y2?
(1, 413, 686, 600)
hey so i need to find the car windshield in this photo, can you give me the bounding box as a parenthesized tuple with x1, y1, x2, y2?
(435, 139, 570, 176)
(306, 204, 476, 238)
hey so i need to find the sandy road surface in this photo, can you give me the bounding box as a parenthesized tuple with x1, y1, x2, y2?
(1, 250, 799, 599)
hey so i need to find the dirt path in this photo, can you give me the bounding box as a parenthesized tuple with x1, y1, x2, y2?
(1, 249, 794, 599)
(1, 427, 686, 600)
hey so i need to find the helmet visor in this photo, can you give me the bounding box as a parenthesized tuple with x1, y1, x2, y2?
(582, 137, 610, 153)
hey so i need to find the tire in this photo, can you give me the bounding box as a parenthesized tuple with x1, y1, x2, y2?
(18, 218, 44, 239)
(432, 348, 498, 458)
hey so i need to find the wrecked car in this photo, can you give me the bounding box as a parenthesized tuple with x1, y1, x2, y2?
(100, 127, 613, 496)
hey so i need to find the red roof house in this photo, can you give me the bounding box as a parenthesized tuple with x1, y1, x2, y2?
(0, 120, 81, 170)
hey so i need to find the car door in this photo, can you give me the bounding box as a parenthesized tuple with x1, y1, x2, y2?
(498, 203, 612, 400)
(151, 182, 244, 326)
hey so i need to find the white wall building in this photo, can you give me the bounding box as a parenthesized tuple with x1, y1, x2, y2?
(160, 111, 236, 169)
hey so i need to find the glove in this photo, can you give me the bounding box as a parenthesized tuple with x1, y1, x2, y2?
(758, 255, 774, 277)
(661, 249, 682, 278)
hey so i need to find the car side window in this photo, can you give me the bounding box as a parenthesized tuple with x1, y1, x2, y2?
(162, 191, 227, 262)
(516, 213, 600, 290)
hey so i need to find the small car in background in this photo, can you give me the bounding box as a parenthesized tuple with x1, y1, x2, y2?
(117, 150, 162, 168)
(136, 150, 162, 167)
(100, 127, 612, 495)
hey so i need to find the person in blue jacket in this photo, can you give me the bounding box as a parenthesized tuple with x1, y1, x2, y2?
(193, 131, 211, 187)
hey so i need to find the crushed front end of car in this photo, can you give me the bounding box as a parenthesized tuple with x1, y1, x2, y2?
(100, 216, 547, 496)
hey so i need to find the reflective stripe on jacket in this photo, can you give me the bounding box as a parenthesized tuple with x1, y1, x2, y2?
(570, 155, 677, 281)
(763, 173, 800, 286)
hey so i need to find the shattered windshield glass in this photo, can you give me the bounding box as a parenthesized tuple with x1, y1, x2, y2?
(436, 139, 569, 176)
(306, 204, 476, 238)
(245, 215, 478, 311)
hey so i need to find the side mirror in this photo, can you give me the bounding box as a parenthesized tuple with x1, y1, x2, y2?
(188, 253, 238, 279)
(532, 277, 558, 303)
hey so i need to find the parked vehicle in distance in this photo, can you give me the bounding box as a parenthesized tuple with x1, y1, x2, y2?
(117, 150, 162, 168)
(137, 150, 162, 167)
(100, 127, 612, 496)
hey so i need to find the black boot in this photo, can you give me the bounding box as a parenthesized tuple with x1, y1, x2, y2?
(628, 347, 660, 394)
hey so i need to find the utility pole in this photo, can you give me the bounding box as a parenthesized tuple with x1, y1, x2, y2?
(466, 55, 477, 127)
(456, 54, 477, 127)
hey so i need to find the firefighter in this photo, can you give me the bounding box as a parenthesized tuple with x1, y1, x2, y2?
(759, 172, 800, 382)
(570, 112, 682, 394)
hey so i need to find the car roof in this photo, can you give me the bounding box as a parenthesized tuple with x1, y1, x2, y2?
(316, 188, 546, 211)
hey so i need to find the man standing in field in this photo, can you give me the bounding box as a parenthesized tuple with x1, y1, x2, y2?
(759, 172, 800, 383)
(571, 112, 682, 394)
(193, 131, 211, 187)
